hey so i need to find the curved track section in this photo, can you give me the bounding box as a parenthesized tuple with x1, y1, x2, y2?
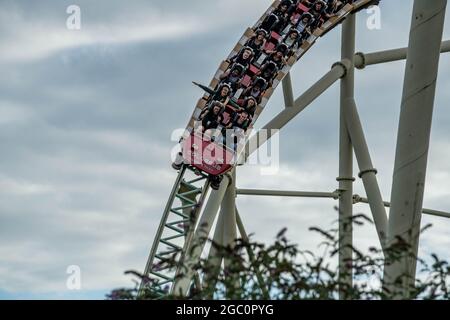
(183, 0, 377, 142)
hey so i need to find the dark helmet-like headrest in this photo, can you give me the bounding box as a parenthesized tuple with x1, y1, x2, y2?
(301, 12, 313, 21)
(220, 83, 232, 92)
(241, 46, 254, 55)
(256, 29, 268, 37)
(288, 28, 299, 35)
(253, 77, 268, 87)
(277, 43, 289, 54)
(280, 0, 293, 8)
(314, 0, 327, 9)
(264, 61, 278, 70)
(232, 63, 245, 73)
(256, 29, 269, 38)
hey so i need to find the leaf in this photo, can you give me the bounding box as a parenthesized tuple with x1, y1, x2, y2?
(276, 227, 288, 239)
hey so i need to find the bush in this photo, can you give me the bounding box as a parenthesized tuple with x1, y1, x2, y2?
(108, 214, 449, 300)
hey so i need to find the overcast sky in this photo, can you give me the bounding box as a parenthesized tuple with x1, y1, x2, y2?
(0, 0, 449, 299)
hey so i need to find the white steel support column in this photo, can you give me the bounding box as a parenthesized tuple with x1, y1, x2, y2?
(203, 207, 225, 294)
(221, 170, 239, 296)
(203, 170, 238, 295)
(222, 170, 238, 265)
(384, 0, 447, 298)
(172, 175, 230, 296)
(344, 98, 388, 249)
(338, 14, 356, 299)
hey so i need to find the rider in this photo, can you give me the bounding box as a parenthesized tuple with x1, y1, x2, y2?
(309, 0, 328, 30)
(228, 47, 254, 69)
(220, 110, 251, 153)
(219, 64, 244, 92)
(260, 0, 292, 32)
(199, 101, 224, 131)
(258, 61, 279, 87)
(223, 110, 250, 136)
(230, 110, 250, 131)
(271, 0, 295, 33)
(242, 77, 267, 104)
(240, 96, 258, 119)
(210, 83, 232, 105)
(283, 28, 301, 53)
(294, 12, 314, 41)
(324, 0, 343, 18)
(264, 44, 288, 69)
(245, 29, 268, 58)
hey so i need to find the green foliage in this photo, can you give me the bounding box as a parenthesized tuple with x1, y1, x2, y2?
(108, 214, 449, 300)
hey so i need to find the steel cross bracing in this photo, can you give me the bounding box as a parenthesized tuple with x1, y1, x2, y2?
(140, 0, 449, 299)
(139, 166, 210, 297)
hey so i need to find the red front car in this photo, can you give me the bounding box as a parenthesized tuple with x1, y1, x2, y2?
(182, 132, 235, 176)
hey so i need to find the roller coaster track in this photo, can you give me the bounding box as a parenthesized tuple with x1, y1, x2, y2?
(139, 0, 381, 297)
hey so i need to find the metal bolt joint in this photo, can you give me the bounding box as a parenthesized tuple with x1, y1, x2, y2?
(336, 176, 356, 182)
(358, 168, 378, 179)
(355, 52, 366, 69)
(352, 194, 363, 204)
(331, 190, 341, 200)
(331, 59, 352, 78)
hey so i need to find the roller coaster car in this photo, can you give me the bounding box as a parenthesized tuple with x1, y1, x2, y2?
(178, 100, 245, 189)
(181, 131, 235, 190)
